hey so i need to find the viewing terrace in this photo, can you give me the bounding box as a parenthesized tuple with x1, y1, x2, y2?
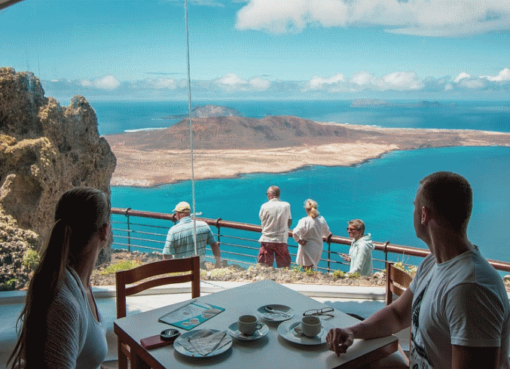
(2, 207, 509, 368)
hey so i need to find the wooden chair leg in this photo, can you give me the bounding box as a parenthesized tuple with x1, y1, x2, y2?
(117, 340, 128, 369)
(130, 348, 151, 369)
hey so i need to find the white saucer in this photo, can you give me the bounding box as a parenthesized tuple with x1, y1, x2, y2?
(256, 304, 294, 322)
(227, 322, 269, 341)
(277, 320, 332, 345)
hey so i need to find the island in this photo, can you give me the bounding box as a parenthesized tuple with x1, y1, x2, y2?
(162, 104, 242, 120)
(105, 115, 510, 187)
(350, 99, 456, 108)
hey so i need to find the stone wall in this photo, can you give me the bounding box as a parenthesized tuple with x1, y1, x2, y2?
(0, 67, 116, 290)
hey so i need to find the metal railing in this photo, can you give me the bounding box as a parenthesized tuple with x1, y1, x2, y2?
(111, 208, 510, 274)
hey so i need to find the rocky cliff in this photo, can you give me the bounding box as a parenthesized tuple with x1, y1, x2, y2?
(0, 67, 116, 290)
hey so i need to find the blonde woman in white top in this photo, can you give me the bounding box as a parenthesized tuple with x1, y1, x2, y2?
(292, 199, 331, 270)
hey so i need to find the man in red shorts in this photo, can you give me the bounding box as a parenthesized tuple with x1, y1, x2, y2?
(258, 186, 292, 268)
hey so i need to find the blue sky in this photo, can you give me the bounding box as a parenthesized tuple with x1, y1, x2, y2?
(1, 0, 510, 101)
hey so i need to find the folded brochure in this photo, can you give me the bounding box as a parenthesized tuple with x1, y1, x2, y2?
(159, 301, 225, 330)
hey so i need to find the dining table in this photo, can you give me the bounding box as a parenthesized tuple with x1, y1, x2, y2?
(113, 279, 398, 369)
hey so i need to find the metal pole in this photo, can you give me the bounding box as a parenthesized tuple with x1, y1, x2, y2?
(184, 0, 197, 256)
(327, 234, 332, 272)
(216, 218, 222, 245)
(125, 208, 132, 252)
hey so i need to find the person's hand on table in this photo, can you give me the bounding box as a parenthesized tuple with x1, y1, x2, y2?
(327, 327, 354, 357)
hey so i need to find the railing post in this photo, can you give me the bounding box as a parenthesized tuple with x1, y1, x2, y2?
(327, 234, 332, 273)
(383, 241, 390, 262)
(124, 207, 132, 252)
(215, 218, 222, 246)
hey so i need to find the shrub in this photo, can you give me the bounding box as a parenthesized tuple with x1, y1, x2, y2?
(332, 270, 345, 279)
(2, 278, 18, 291)
(99, 259, 143, 275)
(209, 267, 233, 278)
(23, 249, 40, 271)
(291, 265, 303, 273)
(305, 268, 316, 276)
(394, 261, 417, 276)
(348, 272, 360, 279)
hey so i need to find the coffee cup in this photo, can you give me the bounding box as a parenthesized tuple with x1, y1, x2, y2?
(301, 316, 321, 337)
(238, 315, 263, 336)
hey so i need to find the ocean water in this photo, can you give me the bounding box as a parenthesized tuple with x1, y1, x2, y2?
(94, 100, 510, 135)
(98, 100, 510, 268)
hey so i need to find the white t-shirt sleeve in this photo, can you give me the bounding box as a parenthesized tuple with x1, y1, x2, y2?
(292, 217, 307, 242)
(446, 283, 505, 347)
(321, 217, 330, 237)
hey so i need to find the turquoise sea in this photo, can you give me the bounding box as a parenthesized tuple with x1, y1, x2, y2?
(94, 101, 510, 268)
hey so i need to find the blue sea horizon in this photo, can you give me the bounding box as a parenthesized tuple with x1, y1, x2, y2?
(98, 100, 510, 268)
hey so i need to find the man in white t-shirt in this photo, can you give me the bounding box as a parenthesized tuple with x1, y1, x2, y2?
(258, 186, 292, 268)
(327, 171, 510, 369)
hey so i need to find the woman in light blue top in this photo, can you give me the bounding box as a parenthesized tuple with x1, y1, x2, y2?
(8, 188, 111, 369)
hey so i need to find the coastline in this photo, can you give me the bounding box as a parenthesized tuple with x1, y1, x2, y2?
(110, 142, 399, 187)
(108, 122, 510, 188)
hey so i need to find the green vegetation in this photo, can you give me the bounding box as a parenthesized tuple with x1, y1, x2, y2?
(99, 259, 143, 275)
(348, 272, 360, 278)
(23, 249, 40, 271)
(393, 262, 417, 276)
(2, 278, 18, 291)
(209, 267, 233, 278)
(305, 268, 316, 276)
(332, 270, 345, 279)
(291, 265, 303, 272)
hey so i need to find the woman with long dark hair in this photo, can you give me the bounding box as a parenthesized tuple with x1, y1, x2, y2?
(8, 187, 111, 369)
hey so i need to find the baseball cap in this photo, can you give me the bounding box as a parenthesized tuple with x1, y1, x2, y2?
(173, 201, 191, 212)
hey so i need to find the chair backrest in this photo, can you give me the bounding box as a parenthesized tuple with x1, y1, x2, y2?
(385, 262, 414, 306)
(116, 256, 200, 318)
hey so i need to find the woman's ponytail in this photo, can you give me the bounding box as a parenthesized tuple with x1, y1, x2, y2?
(304, 199, 319, 219)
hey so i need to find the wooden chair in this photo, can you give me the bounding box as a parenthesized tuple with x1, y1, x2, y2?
(115, 256, 201, 369)
(371, 262, 414, 369)
(385, 262, 413, 306)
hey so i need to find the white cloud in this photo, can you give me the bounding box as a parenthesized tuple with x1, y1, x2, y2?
(236, 0, 510, 37)
(352, 72, 375, 86)
(484, 68, 510, 82)
(217, 73, 247, 87)
(454, 73, 471, 83)
(249, 77, 271, 90)
(215, 73, 271, 91)
(457, 78, 487, 89)
(382, 72, 425, 90)
(145, 77, 178, 89)
(309, 74, 345, 90)
(308, 71, 424, 92)
(43, 67, 510, 101)
(80, 75, 120, 90)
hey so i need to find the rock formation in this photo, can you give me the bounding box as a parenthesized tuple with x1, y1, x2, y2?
(0, 67, 116, 290)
